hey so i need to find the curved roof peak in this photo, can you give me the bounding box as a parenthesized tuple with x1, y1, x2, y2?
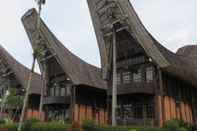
(22, 8, 107, 90)
(87, 0, 197, 87)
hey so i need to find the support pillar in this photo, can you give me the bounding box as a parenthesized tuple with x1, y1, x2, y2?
(155, 68, 164, 127)
(71, 85, 76, 122)
(112, 27, 117, 126)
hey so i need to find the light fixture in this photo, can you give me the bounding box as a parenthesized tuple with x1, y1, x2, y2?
(149, 58, 152, 62)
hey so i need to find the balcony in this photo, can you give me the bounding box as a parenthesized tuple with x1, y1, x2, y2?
(109, 82, 155, 95)
(43, 96, 71, 105)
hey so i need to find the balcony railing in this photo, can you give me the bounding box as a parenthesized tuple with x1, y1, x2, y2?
(43, 96, 71, 105)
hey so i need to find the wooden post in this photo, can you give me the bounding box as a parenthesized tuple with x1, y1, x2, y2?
(112, 27, 117, 126)
(106, 81, 111, 124)
(191, 90, 196, 124)
(18, 56, 36, 131)
(39, 63, 46, 120)
(157, 68, 164, 126)
(71, 86, 76, 122)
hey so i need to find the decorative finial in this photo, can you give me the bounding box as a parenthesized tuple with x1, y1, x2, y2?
(35, 0, 46, 5)
(34, 0, 46, 30)
(35, 0, 46, 13)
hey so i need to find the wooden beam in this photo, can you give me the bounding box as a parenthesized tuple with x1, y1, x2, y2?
(40, 54, 56, 63)
(0, 71, 14, 78)
(104, 26, 129, 37)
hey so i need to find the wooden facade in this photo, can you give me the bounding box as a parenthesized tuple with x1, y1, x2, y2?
(158, 73, 197, 125)
(73, 87, 108, 124)
(22, 9, 108, 124)
(87, 0, 197, 126)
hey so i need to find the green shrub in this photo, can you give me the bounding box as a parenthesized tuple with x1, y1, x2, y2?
(82, 120, 167, 131)
(6, 94, 24, 109)
(163, 119, 195, 131)
(31, 122, 69, 131)
(82, 120, 133, 131)
(3, 123, 19, 131)
(23, 118, 40, 130)
(0, 118, 6, 125)
(0, 122, 69, 131)
(0, 120, 195, 131)
(82, 120, 97, 131)
(137, 127, 165, 131)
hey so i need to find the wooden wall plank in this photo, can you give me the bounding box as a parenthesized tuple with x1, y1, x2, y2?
(86, 106, 92, 120)
(74, 104, 79, 122)
(104, 110, 108, 123)
(189, 105, 193, 123)
(26, 109, 32, 118)
(80, 105, 86, 122)
(176, 106, 181, 119)
(164, 96, 171, 121)
(32, 110, 39, 119)
(180, 101, 186, 122)
(73, 103, 108, 124)
(172, 98, 176, 119)
(155, 95, 163, 126)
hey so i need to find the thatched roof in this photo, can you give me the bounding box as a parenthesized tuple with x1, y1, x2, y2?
(177, 45, 197, 57)
(22, 9, 107, 90)
(87, 0, 197, 87)
(0, 45, 42, 95)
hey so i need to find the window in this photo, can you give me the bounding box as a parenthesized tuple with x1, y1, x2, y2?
(47, 108, 69, 121)
(134, 104, 143, 119)
(54, 83, 61, 96)
(60, 87, 65, 96)
(133, 69, 141, 82)
(123, 72, 131, 84)
(50, 87, 55, 96)
(146, 104, 154, 118)
(122, 104, 133, 119)
(146, 67, 153, 82)
(66, 85, 71, 96)
(116, 73, 121, 85)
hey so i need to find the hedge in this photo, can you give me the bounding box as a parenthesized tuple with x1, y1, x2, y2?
(82, 120, 164, 131)
(1, 119, 197, 131)
(0, 122, 69, 131)
(82, 119, 197, 131)
(31, 122, 69, 131)
(83, 125, 165, 131)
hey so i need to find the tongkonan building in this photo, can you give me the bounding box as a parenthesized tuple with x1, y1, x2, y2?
(0, 45, 42, 121)
(22, 9, 108, 124)
(87, 0, 197, 126)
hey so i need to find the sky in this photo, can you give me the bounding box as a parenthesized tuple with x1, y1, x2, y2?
(0, 0, 197, 73)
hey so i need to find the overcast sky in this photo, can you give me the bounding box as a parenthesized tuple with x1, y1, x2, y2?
(0, 0, 196, 73)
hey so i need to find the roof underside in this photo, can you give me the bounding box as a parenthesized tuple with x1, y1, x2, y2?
(0, 45, 41, 95)
(87, 0, 197, 87)
(22, 9, 107, 90)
